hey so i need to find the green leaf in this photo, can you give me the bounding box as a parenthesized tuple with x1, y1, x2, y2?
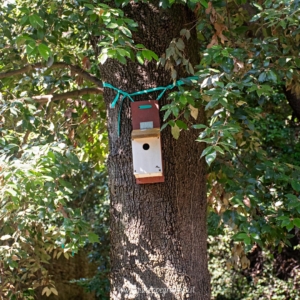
(293, 218, 300, 228)
(199, 0, 209, 8)
(189, 105, 198, 119)
(142, 50, 158, 62)
(186, 30, 191, 40)
(26, 42, 36, 55)
(295, 58, 300, 68)
(163, 109, 171, 121)
(256, 84, 272, 97)
(193, 124, 207, 129)
(160, 123, 169, 131)
(119, 26, 132, 37)
(171, 124, 180, 139)
(5, 188, 17, 197)
(90, 13, 98, 22)
(29, 14, 44, 29)
(135, 44, 145, 49)
(16, 34, 35, 44)
(205, 150, 216, 166)
(188, 62, 194, 75)
(232, 232, 251, 244)
(219, 97, 228, 108)
(201, 146, 214, 158)
(277, 216, 289, 221)
(205, 99, 218, 110)
(168, 120, 175, 127)
(247, 85, 257, 93)
(176, 120, 187, 130)
(88, 232, 99, 243)
(213, 145, 224, 154)
(258, 72, 266, 82)
(253, 3, 262, 10)
(117, 48, 130, 58)
(159, 0, 171, 9)
(180, 28, 187, 36)
(84, 3, 94, 9)
(171, 106, 179, 117)
(136, 52, 144, 64)
(179, 94, 187, 105)
(221, 57, 233, 73)
(286, 193, 298, 201)
(116, 52, 127, 64)
(281, 218, 291, 228)
(19, 7, 30, 14)
(267, 70, 277, 82)
(38, 44, 52, 61)
(292, 181, 300, 192)
(20, 15, 29, 25)
(176, 38, 185, 51)
(106, 22, 119, 29)
(286, 222, 294, 232)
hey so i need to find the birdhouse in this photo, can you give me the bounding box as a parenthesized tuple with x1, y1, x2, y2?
(131, 100, 164, 184)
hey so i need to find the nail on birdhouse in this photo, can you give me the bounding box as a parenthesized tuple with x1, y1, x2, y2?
(131, 100, 164, 184)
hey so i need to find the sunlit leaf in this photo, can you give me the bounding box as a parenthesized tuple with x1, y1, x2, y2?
(171, 124, 180, 139)
(38, 44, 52, 61)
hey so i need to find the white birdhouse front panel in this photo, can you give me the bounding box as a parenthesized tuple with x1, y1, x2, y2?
(131, 100, 164, 184)
(132, 136, 163, 178)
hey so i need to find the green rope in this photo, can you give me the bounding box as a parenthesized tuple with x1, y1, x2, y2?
(103, 76, 198, 136)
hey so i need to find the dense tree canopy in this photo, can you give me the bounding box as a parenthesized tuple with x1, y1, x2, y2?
(1, 0, 300, 298)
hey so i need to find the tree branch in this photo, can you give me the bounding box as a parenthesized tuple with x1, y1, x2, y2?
(0, 62, 103, 88)
(28, 87, 103, 104)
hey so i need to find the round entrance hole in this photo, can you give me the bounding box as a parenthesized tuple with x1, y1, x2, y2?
(143, 143, 150, 150)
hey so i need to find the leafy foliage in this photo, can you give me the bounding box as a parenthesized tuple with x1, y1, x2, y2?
(209, 231, 300, 300)
(0, 91, 108, 297)
(157, 0, 300, 253)
(0, 1, 110, 291)
(70, 168, 110, 300)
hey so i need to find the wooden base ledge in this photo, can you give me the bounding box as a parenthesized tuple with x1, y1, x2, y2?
(136, 176, 165, 184)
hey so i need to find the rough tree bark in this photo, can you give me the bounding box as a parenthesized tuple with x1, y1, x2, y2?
(283, 88, 300, 121)
(97, 2, 210, 299)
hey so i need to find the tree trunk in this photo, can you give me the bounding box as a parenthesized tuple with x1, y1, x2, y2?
(98, 3, 210, 299)
(283, 88, 300, 121)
